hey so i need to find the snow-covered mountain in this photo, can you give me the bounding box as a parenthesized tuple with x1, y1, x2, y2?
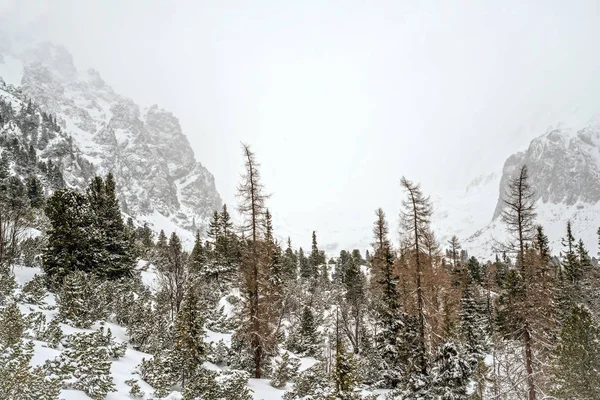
(463, 121, 600, 259)
(0, 40, 221, 242)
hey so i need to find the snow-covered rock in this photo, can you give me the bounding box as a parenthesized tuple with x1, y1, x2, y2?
(463, 120, 600, 259)
(0, 41, 221, 238)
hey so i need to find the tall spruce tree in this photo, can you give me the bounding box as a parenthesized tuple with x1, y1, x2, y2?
(86, 173, 135, 279)
(43, 189, 95, 284)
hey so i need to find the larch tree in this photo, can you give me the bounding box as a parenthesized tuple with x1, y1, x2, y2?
(236, 143, 274, 378)
(500, 164, 538, 400)
(400, 176, 433, 375)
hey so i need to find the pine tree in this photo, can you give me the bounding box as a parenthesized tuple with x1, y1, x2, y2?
(46, 331, 116, 400)
(561, 221, 579, 285)
(429, 342, 472, 400)
(20, 274, 47, 304)
(139, 222, 154, 250)
(125, 379, 145, 399)
(282, 363, 332, 400)
(0, 302, 25, 347)
(459, 278, 488, 365)
(290, 305, 320, 356)
(207, 210, 221, 248)
(43, 188, 96, 283)
(174, 284, 206, 386)
(86, 173, 135, 279)
(282, 237, 298, 284)
(189, 231, 207, 275)
(26, 175, 44, 208)
(58, 270, 96, 328)
(309, 231, 324, 277)
(552, 305, 600, 400)
(371, 209, 406, 388)
(298, 247, 311, 279)
(140, 351, 178, 397)
(0, 262, 16, 305)
(343, 253, 366, 354)
(270, 352, 301, 388)
(156, 229, 167, 248)
(0, 340, 62, 400)
(332, 311, 361, 399)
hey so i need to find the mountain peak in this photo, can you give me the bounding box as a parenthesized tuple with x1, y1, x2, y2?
(0, 40, 221, 245)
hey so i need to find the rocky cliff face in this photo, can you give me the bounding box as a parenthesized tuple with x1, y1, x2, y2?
(0, 41, 221, 237)
(493, 123, 600, 220)
(461, 121, 600, 258)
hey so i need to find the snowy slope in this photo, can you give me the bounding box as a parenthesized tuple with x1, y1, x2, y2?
(12, 264, 384, 400)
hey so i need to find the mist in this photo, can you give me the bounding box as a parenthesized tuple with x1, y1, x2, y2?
(2, 0, 600, 249)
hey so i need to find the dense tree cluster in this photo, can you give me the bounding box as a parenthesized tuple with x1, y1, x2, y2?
(0, 131, 599, 400)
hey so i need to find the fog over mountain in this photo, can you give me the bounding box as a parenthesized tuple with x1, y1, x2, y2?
(2, 1, 600, 252)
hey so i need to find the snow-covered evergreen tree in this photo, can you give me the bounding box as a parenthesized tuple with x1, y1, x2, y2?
(46, 331, 116, 399)
(0, 340, 62, 400)
(270, 352, 301, 388)
(552, 304, 600, 399)
(0, 302, 25, 347)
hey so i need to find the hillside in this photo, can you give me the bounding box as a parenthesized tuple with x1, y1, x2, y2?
(0, 41, 221, 242)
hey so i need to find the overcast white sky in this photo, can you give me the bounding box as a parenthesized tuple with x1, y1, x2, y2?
(2, 0, 600, 249)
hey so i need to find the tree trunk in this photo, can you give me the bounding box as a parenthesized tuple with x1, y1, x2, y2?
(524, 321, 536, 400)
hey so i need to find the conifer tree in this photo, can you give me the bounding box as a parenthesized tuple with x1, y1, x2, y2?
(499, 165, 537, 400)
(370, 208, 407, 387)
(290, 305, 320, 356)
(0, 340, 62, 400)
(298, 247, 311, 279)
(552, 305, 600, 400)
(46, 331, 116, 399)
(429, 342, 472, 400)
(332, 310, 360, 399)
(236, 144, 275, 378)
(189, 231, 206, 276)
(43, 189, 95, 284)
(561, 221, 579, 285)
(282, 237, 298, 284)
(342, 253, 366, 354)
(0, 302, 25, 347)
(207, 210, 221, 243)
(270, 352, 301, 388)
(156, 229, 167, 248)
(400, 176, 433, 374)
(309, 231, 325, 277)
(157, 232, 187, 320)
(174, 284, 206, 387)
(86, 173, 135, 279)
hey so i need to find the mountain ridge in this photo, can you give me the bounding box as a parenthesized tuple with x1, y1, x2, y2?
(0, 41, 221, 243)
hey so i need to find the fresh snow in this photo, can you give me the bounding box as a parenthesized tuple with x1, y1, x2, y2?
(11, 264, 368, 400)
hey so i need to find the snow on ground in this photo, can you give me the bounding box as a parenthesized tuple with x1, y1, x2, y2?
(248, 379, 289, 400)
(137, 210, 195, 249)
(297, 356, 318, 372)
(465, 199, 600, 260)
(11, 264, 358, 400)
